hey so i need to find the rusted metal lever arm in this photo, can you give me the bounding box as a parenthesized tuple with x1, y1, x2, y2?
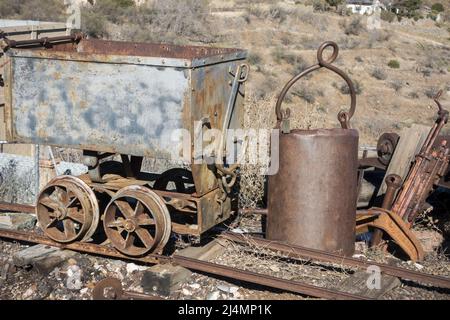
(1, 33, 84, 51)
(356, 208, 424, 261)
(275, 41, 356, 130)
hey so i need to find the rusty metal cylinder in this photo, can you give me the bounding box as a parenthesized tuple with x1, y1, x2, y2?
(267, 41, 359, 256)
(267, 128, 358, 256)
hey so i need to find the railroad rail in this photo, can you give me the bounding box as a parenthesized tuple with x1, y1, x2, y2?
(1, 227, 449, 300)
(221, 232, 450, 289)
(0, 202, 35, 213)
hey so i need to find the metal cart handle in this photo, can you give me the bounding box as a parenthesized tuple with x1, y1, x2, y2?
(275, 41, 356, 130)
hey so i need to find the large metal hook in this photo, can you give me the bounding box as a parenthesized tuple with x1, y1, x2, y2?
(275, 41, 357, 130)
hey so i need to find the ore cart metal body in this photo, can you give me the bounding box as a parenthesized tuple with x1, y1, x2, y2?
(1, 36, 247, 255)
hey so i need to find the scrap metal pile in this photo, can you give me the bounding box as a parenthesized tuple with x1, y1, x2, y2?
(0, 33, 449, 300)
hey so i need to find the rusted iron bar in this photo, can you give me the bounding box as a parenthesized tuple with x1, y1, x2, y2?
(2, 33, 83, 49)
(0, 202, 35, 213)
(392, 91, 449, 225)
(371, 174, 403, 246)
(0, 228, 167, 264)
(173, 255, 368, 300)
(221, 232, 450, 289)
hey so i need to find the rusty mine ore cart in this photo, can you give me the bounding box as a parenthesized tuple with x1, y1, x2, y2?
(0, 34, 248, 257)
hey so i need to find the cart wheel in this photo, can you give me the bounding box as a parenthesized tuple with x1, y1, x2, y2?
(103, 186, 171, 256)
(377, 133, 399, 166)
(154, 168, 194, 194)
(36, 176, 100, 243)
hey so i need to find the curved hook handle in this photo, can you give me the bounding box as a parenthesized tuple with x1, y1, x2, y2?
(275, 41, 356, 129)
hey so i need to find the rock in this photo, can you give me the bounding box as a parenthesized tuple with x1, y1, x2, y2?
(182, 288, 192, 296)
(23, 287, 35, 299)
(13, 244, 77, 274)
(217, 285, 239, 294)
(189, 283, 201, 289)
(80, 288, 89, 295)
(207, 291, 220, 300)
(413, 263, 424, 270)
(66, 265, 82, 290)
(126, 263, 147, 274)
(142, 264, 192, 296)
(0, 213, 36, 230)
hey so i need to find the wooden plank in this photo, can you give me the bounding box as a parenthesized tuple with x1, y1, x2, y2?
(334, 271, 400, 299)
(377, 124, 430, 197)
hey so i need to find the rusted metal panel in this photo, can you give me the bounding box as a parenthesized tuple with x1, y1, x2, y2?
(3, 39, 247, 166)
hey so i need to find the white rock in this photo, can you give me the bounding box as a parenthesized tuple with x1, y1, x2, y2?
(189, 283, 201, 289)
(231, 228, 244, 234)
(207, 291, 220, 300)
(182, 288, 192, 296)
(352, 254, 366, 259)
(80, 288, 88, 294)
(23, 288, 34, 299)
(233, 291, 241, 298)
(414, 263, 424, 270)
(217, 285, 239, 294)
(126, 263, 147, 274)
(66, 265, 82, 290)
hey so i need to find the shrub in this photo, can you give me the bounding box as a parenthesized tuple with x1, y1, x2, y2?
(380, 10, 396, 23)
(325, 0, 344, 10)
(389, 80, 403, 92)
(424, 87, 440, 99)
(388, 60, 400, 69)
(431, 3, 444, 13)
(340, 80, 362, 95)
(312, 0, 330, 12)
(247, 52, 263, 72)
(291, 87, 321, 104)
(342, 17, 365, 36)
(0, 0, 66, 21)
(371, 67, 387, 80)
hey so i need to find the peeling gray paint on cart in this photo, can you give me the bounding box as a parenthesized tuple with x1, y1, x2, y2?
(10, 56, 188, 159)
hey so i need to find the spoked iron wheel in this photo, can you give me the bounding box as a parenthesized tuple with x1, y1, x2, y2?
(36, 176, 100, 243)
(103, 186, 171, 256)
(154, 168, 195, 194)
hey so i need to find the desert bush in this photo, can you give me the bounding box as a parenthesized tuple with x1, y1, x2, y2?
(292, 87, 318, 104)
(388, 59, 400, 68)
(424, 86, 440, 99)
(341, 17, 365, 36)
(0, 0, 66, 21)
(389, 80, 403, 92)
(296, 9, 328, 31)
(312, 0, 330, 12)
(381, 10, 397, 23)
(326, 0, 344, 10)
(340, 79, 362, 95)
(247, 52, 263, 66)
(431, 3, 445, 13)
(408, 91, 420, 99)
(268, 4, 290, 23)
(371, 67, 387, 80)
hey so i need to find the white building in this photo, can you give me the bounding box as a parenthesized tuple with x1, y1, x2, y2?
(347, 0, 386, 15)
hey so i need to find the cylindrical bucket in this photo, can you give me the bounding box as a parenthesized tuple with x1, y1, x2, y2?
(267, 41, 359, 256)
(267, 128, 358, 256)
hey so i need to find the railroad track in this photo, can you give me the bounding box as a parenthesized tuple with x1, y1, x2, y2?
(1, 227, 449, 300)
